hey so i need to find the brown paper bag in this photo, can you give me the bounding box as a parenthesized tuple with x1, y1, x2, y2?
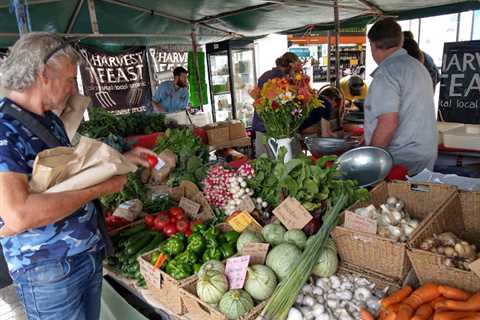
(58, 95, 92, 141)
(148, 149, 177, 185)
(29, 136, 137, 193)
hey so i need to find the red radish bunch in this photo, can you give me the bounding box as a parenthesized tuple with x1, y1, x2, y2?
(202, 165, 235, 208)
(237, 163, 254, 179)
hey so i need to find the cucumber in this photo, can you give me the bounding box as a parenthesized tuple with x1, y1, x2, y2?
(118, 223, 146, 237)
(126, 233, 154, 256)
(124, 231, 148, 248)
(136, 234, 165, 257)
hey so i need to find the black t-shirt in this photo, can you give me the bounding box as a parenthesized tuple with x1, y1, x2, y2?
(298, 97, 332, 132)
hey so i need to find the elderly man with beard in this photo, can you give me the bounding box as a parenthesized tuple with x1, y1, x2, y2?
(152, 66, 189, 113)
(0, 32, 155, 320)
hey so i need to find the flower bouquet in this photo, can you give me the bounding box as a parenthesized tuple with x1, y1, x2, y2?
(250, 63, 323, 139)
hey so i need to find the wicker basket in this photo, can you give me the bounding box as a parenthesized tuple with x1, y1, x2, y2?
(205, 124, 230, 146)
(180, 281, 266, 320)
(407, 191, 480, 292)
(331, 181, 457, 280)
(138, 250, 196, 316)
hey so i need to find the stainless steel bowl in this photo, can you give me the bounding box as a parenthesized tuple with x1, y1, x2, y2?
(304, 137, 358, 156)
(335, 146, 393, 187)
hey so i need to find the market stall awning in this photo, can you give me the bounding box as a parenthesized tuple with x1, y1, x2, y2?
(0, 0, 480, 48)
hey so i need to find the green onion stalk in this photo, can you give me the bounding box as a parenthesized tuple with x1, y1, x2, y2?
(260, 193, 348, 320)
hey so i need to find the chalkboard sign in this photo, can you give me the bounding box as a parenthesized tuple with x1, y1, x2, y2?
(439, 41, 480, 124)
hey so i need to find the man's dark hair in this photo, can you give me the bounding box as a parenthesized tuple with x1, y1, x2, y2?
(173, 66, 188, 77)
(321, 87, 341, 105)
(368, 18, 403, 49)
(403, 38, 422, 61)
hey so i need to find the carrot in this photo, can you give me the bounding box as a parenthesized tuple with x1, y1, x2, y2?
(360, 308, 375, 320)
(152, 253, 167, 270)
(404, 283, 441, 309)
(438, 286, 471, 301)
(379, 308, 388, 320)
(385, 312, 397, 320)
(411, 304, 434, 320)
(386, 303, 402, 314)
(437, 293, 480, 312)
(397, 304, 414, 320)
(432, 297, 448, 309)
(382, 286, 414, 308)
(433, 311, 480, 320)
(458, 316, 480, 320)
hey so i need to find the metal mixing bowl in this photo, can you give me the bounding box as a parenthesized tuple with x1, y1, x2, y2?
(304, 137, 357, 156)
(335, 146, 393, 187)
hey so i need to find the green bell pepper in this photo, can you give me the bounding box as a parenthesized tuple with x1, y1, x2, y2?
(193, 263, 202, 273)
(165, 259, 193, 280)
(192, 224, 207, 234)
(176, 251, 197, 265)
(220, 242, 236, 259)
(161, 236, 186, 257)
(202, 247, 222, 262)
(186, 233, 206, 254)
(223, 230, 240, 244)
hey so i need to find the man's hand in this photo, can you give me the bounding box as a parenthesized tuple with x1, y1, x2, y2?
(369, 112, 399, 148)
(94, 175, 128, 197)
(124, 147, 158, 168)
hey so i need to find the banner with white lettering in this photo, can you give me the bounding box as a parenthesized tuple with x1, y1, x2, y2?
(79, 45, 151, 115)
(439, 41, 480, 124)
(147, 46, 189, 94)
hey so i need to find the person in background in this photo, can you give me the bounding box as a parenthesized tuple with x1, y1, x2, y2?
(253, 52, 299, 156)
(152, 66, 189, 113)
(403, 37, 425, 64)
(299, 87, 341, 137)
(366, 18, 437, 175)
(0, 32, 155, 320)
(339, 75, 368, 110)
(403, 31, 439, 90)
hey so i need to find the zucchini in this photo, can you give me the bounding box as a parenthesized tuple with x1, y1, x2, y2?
(136, 233, 165, 257)
(124, 232, 148, 248)
(126, 233, 154, 256)
(119, 223, 146, 237)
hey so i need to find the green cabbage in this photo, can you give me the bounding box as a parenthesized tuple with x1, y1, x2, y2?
(311, 238, 338, 277)
(244, 265, 277, 301)
(236, 230, 264, 252)
(266, 243, 302, 280)
(219, 289, 254, 320)
(283, 229, 307, 249)
(262, 223, 286, 246)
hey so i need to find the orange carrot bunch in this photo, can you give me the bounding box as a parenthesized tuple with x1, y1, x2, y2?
(375, 283, 479, 320)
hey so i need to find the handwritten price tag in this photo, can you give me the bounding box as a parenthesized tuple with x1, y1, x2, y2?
(225, 256, 250, 289)
(236, 196, 255, 213)
(470, 259, 480, 278)
(241, 243, 270, 265)
(343, 210, 377, 234)
(272, 197, 313, 230)
(179, 197, 201, 218)
(227, 211, 262, 232)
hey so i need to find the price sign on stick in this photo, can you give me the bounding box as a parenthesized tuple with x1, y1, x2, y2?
(273, 197, 313, 230)
(225, 256, 250, 289)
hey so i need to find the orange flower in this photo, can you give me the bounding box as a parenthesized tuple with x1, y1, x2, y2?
(297, 95, 305, 101)
(295, 73, 302, 81)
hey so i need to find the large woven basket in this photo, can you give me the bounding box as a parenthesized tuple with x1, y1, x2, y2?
(331, 181, 457, 280)
(407, 191, 480, 292)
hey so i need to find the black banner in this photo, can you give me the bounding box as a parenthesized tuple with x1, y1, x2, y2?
(78, 45, 151, 115)
(147, 45, 189, 94)
(439, 41, 480, 124)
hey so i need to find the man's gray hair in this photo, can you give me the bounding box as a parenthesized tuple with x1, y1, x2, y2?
(0, 32, 80, 91)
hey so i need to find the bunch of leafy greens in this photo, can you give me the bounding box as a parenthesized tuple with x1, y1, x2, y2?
(78, 107, 167, 139)
(100, 172, 147, 211)
(248, 148, 369, 211)
(153, 128, 210, 187)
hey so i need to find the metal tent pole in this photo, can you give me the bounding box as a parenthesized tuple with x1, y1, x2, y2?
(334, 0, 341, 88)
(327, 30, 331, 83)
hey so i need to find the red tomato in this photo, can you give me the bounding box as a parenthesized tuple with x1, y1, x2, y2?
(176, 219, 189, 233)
(163, 223, 178, 237)
(146, 155, 158, 168)
(169, 207, 184, 218)
(184, 229, 192, 237)
(144, 215, 155, 228)
(154, 213, 170, 231)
